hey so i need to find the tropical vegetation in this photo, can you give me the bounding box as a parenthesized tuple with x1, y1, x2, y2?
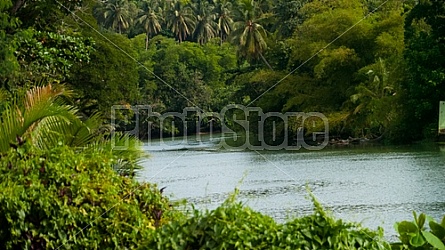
(2, 0, 444, 143)
(1, 0, 445, 248)
(0, 142, 174, 249)
(145, 191, 391, 249)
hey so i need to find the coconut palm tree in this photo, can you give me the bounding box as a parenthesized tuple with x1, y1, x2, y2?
(231, 0, 272, 69)
(192, 0, 217, 45)
(94, 0, 136, 34)
(166, 0, 196, 43)
(350, 59, 394, 114)
(349, 58, 397, 138)
(214, 0, 234, 45)
(137, 0, 163, 50)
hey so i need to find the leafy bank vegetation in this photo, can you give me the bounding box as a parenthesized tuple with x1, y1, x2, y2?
(145, 192, 391, 249)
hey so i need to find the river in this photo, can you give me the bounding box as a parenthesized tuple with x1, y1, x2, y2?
(137, 133, 445, 240)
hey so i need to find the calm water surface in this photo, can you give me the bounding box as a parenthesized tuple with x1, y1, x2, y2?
(137, 134, 445, 240)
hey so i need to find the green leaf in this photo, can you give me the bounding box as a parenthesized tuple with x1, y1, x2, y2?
(409, 234, 426, 247)
(422, 231, 445, 250)
(410, 233, 426, 247)
(396, 221, 418, 234)
(430, 221, 445, 240)
(417, 213, 426, 229)
(396, 220, 422, 245)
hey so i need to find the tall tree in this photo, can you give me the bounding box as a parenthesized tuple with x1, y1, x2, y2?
(137, 0, 163, 50)
(285, 0, 369, 110)
(166, 0, 196, 43)
(192, 0, 217, 45)
(8, 0, 83, 30)
(94, 0, 136, 34)
(68, 32, 139, 116)
(213, 0, 233, 45)
(272, 0, 309, 38)
(348, 58, 400, 138)
(400, 0, 445, 141)
(231, 0, 271, 69)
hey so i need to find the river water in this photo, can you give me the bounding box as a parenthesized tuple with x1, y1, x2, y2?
(137, 134, 445, 240)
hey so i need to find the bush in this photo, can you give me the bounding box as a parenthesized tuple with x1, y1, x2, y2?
(144, 191, 391, 249)
(3, 137, 442, 250)
(393, 212, 445, 250)
(0, 143, 175, 249)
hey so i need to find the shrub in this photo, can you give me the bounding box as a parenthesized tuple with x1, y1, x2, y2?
(144, 191, 391, 249)
(0, 143, 174, 249)
(393, 212, 445, 250)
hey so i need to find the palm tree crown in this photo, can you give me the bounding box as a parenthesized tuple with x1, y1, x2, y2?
(137, 0, 163, 49)
(192, 0, 217, 45)
(94, 0, 136, 34)
(166, 0, 196, 43)
(214, 0, 234, 45)
(231, 0, 271, 68)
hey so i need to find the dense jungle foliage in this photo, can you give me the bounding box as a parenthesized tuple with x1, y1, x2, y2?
(1, 0, 444, 142)
(1, 0, 445, 249)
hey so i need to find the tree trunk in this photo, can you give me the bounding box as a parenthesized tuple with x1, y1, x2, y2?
(10, 0, 26, 15)
(259, 51, 272, 70)
(220, 31, 223, 46)
(145, 32, 149, 50)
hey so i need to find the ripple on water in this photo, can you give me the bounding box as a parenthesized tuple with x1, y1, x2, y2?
(139, 142, 445, 241)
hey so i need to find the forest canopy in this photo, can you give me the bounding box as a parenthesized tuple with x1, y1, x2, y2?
(1, 0, 444, 143)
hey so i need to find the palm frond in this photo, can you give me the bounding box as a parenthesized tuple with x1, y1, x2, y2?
(85, 132, 147, 175)
(0, 85, 76, 153)
(0, 84, 146, 176)
(0, 104, 22, 153)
